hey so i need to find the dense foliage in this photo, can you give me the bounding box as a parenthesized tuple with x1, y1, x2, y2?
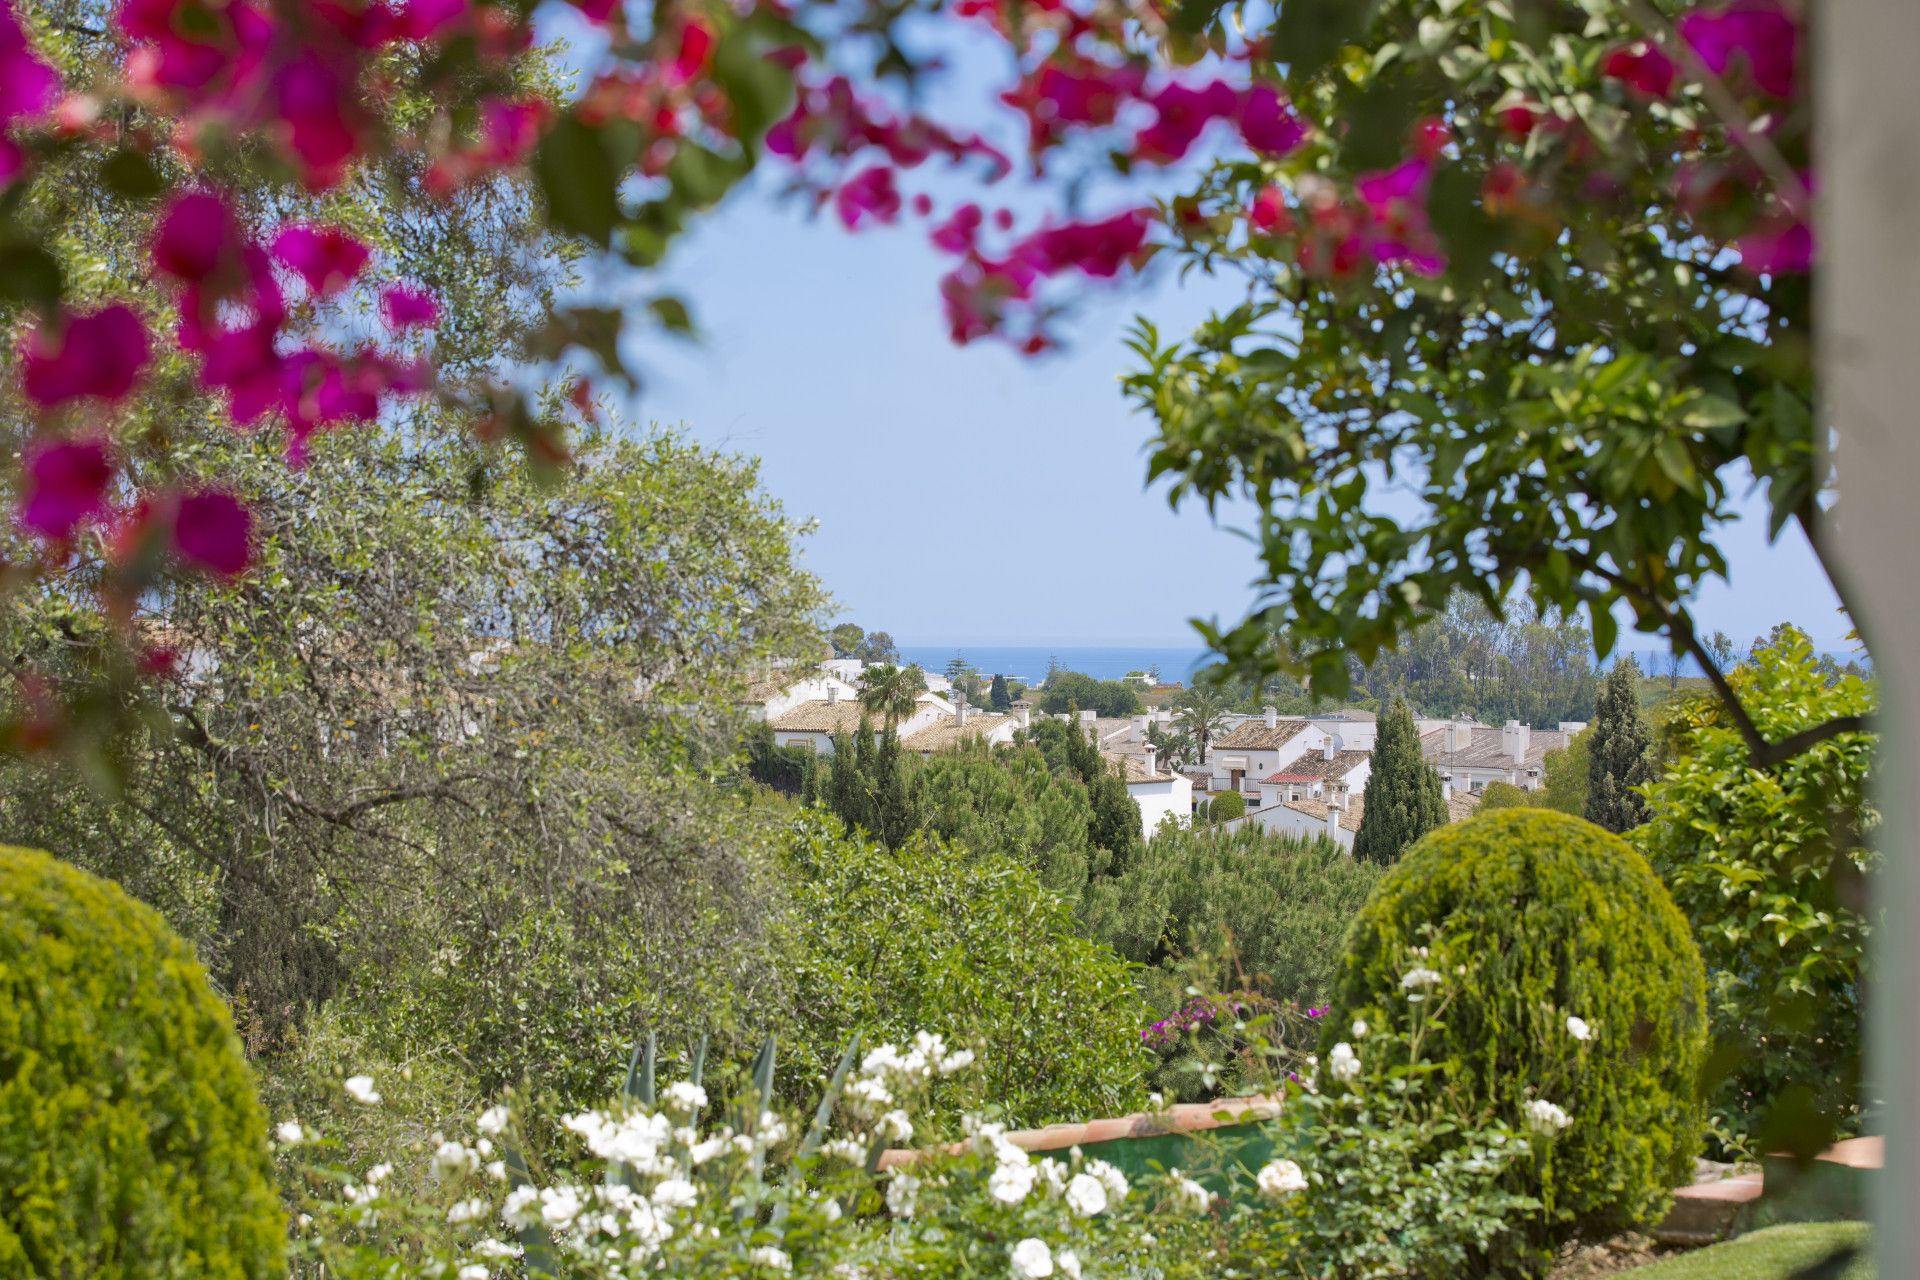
(1083, 824, 1378, 1011)
(914, 741, 1106, 898)
(1636, 627, 1877, 1153)
(0, 845, 283, 1277)
(1037, 672, 1142, 719)
(776, 812, 1151, 1129)
(1351, 697, 1446, 863)
(1588, 659, 1656, 832)
(1327, 810, 1707, 1271)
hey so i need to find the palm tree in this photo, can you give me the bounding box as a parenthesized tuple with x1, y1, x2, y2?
(1173, 685, 1232, 762)
(858, 663, 925, 729)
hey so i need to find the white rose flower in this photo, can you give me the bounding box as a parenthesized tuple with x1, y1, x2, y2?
(662, 1081, 708, 1115)
(1009, 1238, 1054, 1279)
(939, 1047, 975, 1074)
(749, 1246, 792, 1272)
(876, 1109, 913, 1143)
(886, 1171, 920, 1219)
(1255, 1158, 1307, 1198)
(434, 1139, 479, 1179)
(1328, 1041, 1361, 1083)
(501, 1186, 540, 1230)
(1351, 1018, 1369, 1039)
(1566, 1015, 1593, 1042)
(458, 1265, 488, 1280)
(1400, 967, 1444, 993)
(343, 1075, 381, 1105)
(1086, 1158, 1129, 1201)
(275, 1119, 306, 1145)
(1524, 1098, 1572, 1135)
(473, 1238, 520, 1260)
(651, 1177, 698, 1210)
(1167, 1170, 1212, 1213)
(1064, 1172, 1108, 1217)
(484, 1159, 506, 1182)
(988, 1159, 1037, 1204)
(1056, 1248, 1082, 1280)
(538, 1184, 585, 1230)
(447, 1197, 489, 1225)
(476, 1105, 511, 1136)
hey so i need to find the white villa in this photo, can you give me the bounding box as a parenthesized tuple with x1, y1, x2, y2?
(1419, 719, 1586, 794)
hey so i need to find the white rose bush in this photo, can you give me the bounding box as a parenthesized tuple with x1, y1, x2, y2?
(273, 1032, 1224, 1280)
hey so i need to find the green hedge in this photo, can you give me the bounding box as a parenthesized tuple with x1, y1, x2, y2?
(1326, 809, 1707, 1268)
(0, 845, 284, 1277)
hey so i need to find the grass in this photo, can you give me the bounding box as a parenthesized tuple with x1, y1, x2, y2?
(1633, 1223, 1872, 1279)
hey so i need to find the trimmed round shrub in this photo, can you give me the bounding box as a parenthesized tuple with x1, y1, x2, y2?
(0, 845, 284, 1277)
(1324, 809, 1706, 1265)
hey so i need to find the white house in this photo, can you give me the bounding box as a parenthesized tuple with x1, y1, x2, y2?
(1229, 780, 1483, 851)
(901, 702, 1019, 756)
(1203, 708, 1331, 800)
(765, 687, 949, 755)
(1419, 719, 1586, 794)
(744, 669, 862, 722)
(1252, 740, 1373, 810)
(1107, 743, 1193, 840)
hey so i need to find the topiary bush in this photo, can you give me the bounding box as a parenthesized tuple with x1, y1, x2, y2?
(1324, 809, 1707, 1272)
(0, 845, 284, 1277)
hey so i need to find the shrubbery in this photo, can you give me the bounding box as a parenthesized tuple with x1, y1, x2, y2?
(0, 845, 284, 1277)
(1636, 626, 1877, 1152)
(1084, 824, 1377, 1011)
(776, 812, 1151, 1129)
(1326, 810, 1707, 1271)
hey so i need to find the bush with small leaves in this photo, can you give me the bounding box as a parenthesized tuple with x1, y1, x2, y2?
(1325, 810, 1707, 1273)
(0, 845, 284, 1277)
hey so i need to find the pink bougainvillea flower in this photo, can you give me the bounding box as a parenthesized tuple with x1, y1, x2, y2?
(171, 490, 251, 576)
(380, 283, 440, 329)
(273, 53, 363, 187)
(930, 203, 984, 254)
(118, 0, 272, 94)
(834, 165, 901, 229)
(20, 305, 152, 408)
(1355, 157, 1431, 210)
(1497, 102, 1542, 138)
(396, 0, 468, 41)
(18, 438, 113, 539)
(668, 19, 715, 83)
(1236, 85, 1307, 157)
(1019, 209, 1153, 278)
(0, 2, 59, 121)
(1678, 0, 1799, 99)
(1249, 185, 1292, 234)
(1602, 41, 1676, 98)
(1737, 214, 1812, 274)
(272, 224, 371, 297)
(191, 314, 286, 426)
(153, 190, 244, 283)
(1134, 79, 1238, 163)
(574, 0, 622, 22)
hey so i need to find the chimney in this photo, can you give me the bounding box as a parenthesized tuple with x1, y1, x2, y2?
(1262, 705, 1278, 730)
(956, 702, 969, 727)
(1322, 736, 1335, 762)
(1325, 802, 1342, 839)
(1079, 709, 1097, 729)
(1131, 714, 1148, 741)
(1143, 744, 1158, 778)
(827, 685, 839, 704)
(1443, 720, 1469, 753)
(1015, 706, 1030, 730)
(1502, 719, 1529, 765)
(1440, 772, 1453, 801)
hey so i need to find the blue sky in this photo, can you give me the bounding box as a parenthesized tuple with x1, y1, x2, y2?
(621, 186, 1845, 652)
(539, 10, 1850, 653)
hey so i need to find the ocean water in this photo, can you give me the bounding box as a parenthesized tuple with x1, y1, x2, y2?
(896, 645, 1213, 685)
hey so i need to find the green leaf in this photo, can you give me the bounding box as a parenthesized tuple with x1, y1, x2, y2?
(0, 241, 63, 310)
(1680, 393, 1747, 430)
(101, 150, 165, 200)
(535, 116, 620, 247)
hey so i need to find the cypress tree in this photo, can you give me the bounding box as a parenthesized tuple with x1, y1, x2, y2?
(989, 673, 1012, 711)
(1585, 658, 1654, 832)
(1352, 696, 1448, 864)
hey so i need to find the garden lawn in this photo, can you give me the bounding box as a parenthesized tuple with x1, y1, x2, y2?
(1632, 1223, 1872, 1279)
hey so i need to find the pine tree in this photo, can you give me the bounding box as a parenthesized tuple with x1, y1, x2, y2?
(1352, 696, 1448, 864)
(1585, 658, 1654, 832)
